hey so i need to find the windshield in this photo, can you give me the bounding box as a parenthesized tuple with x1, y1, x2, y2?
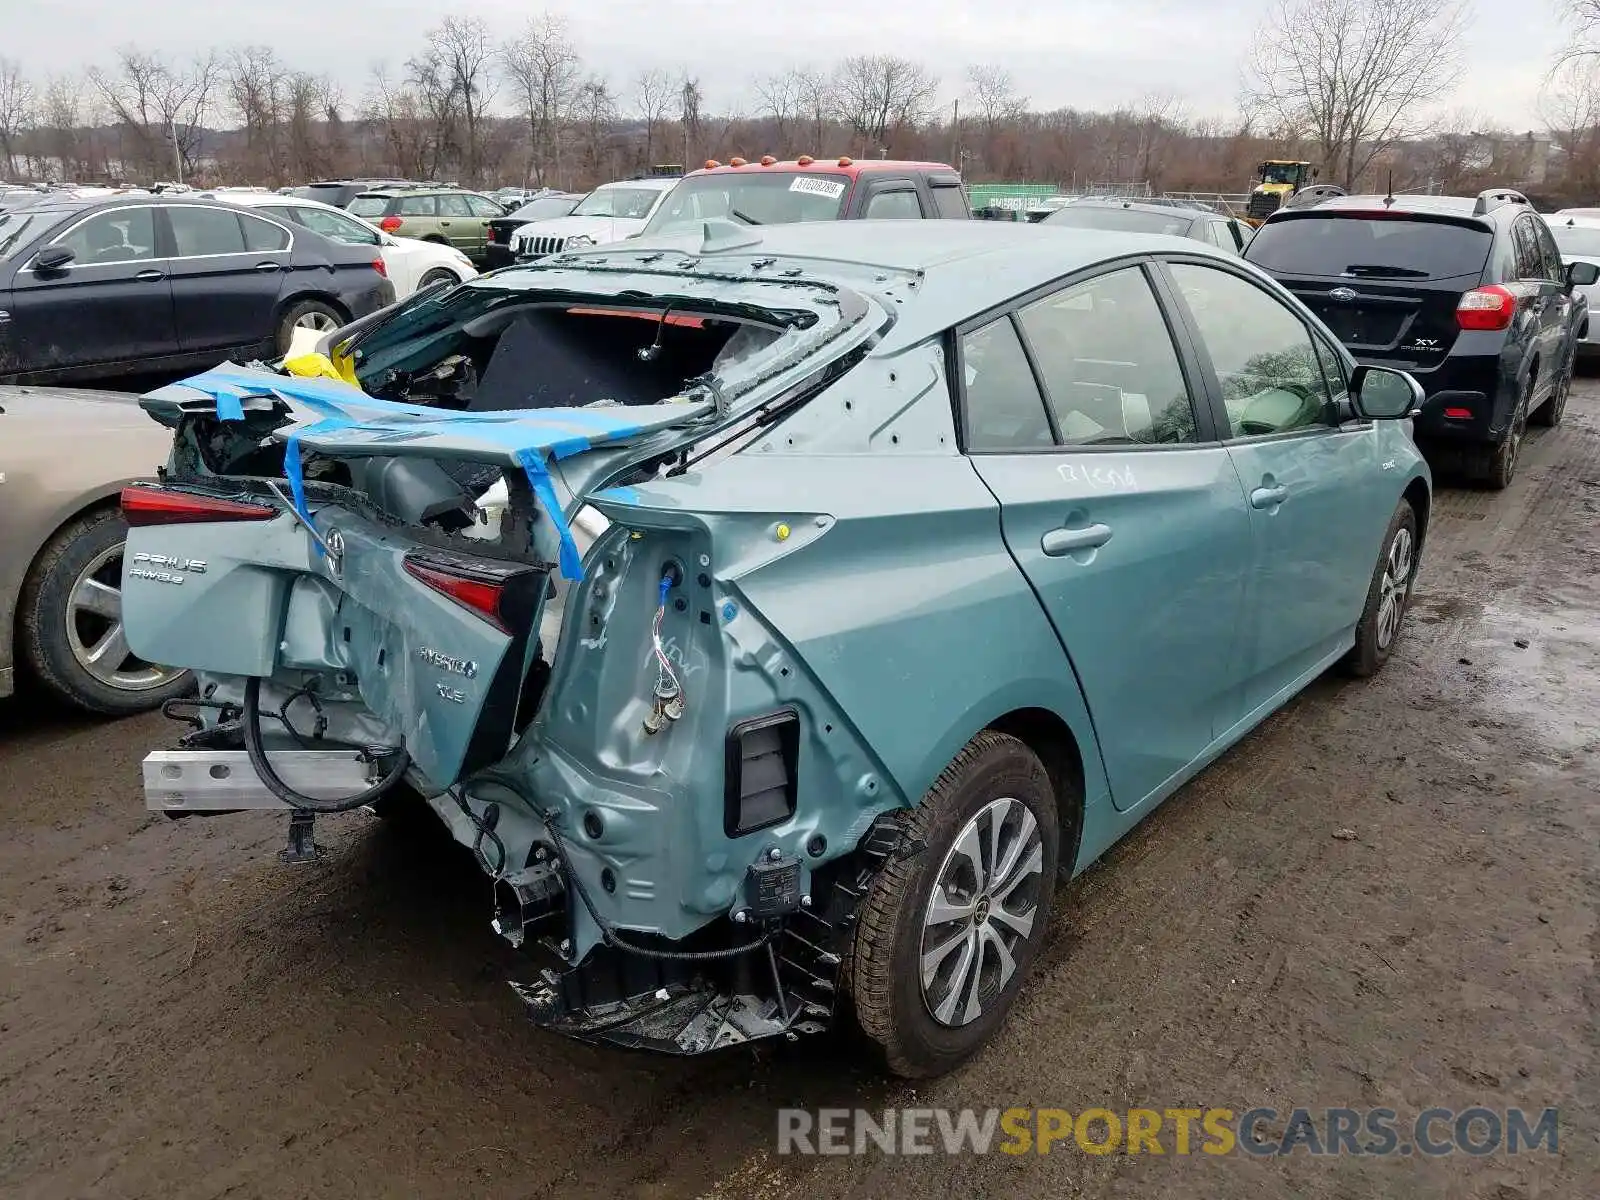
(347, 196, 390, 218)
(0, 211, 46, 259)
(644, 173, 850, 234)
(571, 188, 661, 219)
(510, 196, 580, 221)
(1260, 163, 1303, 186)
(1246, 215, 1492, 280)
(1044, 207, 1193, 236)
(1551, 225, 1600, 258)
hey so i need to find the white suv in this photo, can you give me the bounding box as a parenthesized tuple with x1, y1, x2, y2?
(509, 177, 679, 260)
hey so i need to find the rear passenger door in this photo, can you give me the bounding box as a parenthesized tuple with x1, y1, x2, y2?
(1530, 218, 1574, 398)
(961, 261, 1256, 811)
(859, 179, 925, 219)
(164, 205, 293, 356)
(1162, 259, 1388, 710)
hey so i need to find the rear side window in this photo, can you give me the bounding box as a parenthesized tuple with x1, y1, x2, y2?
(931, 185, 969, 219)
(397, 195, 437, 217)
(240, 212, 289, 252)
(170, 206, 246, 256)
(961, 317, 1055, 451)
(347, 196, 389, 218)
(1247, 216, 1492, 280)
(1511, 219, 1543, 280)
(864, 189, 922, 219)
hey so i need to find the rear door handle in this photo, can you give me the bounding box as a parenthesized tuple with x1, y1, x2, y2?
(255, 261, 282, 272)
(1041, 523, 1113, 556)
(134, 269, 164, 282)
(1250, 485, 1289, 509)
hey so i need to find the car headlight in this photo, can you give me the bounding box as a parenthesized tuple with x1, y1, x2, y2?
(564, 234, 595, 248)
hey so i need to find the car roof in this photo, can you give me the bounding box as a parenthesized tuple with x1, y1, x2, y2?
(1053, 200, 1203, 222)
(593, 177, 680, 192)
(575, 219, 1238, 350)
(687, 158, 955, 180)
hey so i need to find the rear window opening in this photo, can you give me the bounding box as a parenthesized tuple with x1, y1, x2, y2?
(1247, 215, 1492, 280)
(1045, 207, 1195, 237)
(350, 296, 784, 412)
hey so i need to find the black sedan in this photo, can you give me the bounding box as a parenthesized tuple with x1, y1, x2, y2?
(1042, 199, 1254, 254)
(0, 196, 395, 385)
(484, 191, 585, 269)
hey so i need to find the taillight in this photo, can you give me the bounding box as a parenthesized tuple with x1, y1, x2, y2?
(121, 486, 277, 527)
(371, 257, 387, 277)
(1457, 285, 1516, 331)
(378, 215, 403, 232)
(404, 555, 509, 631)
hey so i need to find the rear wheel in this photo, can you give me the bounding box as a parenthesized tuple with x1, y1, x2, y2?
(847, 731, 1059, 1078)
(1477, 380, 1529, 489)
(275, 299, 344, 355)
(18, 508, 193, 715)
(1531, 351, 1572, 427)
(1342, 500, 1418, 678)
(417, 267, 461, 290)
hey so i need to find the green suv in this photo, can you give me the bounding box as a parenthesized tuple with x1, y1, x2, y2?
(347, 188, 507, 264)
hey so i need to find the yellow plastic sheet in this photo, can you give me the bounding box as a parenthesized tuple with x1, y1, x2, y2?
(282, 350, 361, 389)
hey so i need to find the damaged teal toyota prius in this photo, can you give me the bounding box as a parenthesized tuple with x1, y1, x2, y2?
(122, 220, 1431, 1077)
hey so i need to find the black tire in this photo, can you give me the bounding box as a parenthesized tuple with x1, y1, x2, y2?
(1476, 378, 1530, 490)
(1531, 351, 1572, 428)
(274, 298, 345, 356)
(847, 731, 1060, 1078)
(417, 268, 462, 290)
(1342, 500, 1418, 678)
(18, 507, 194, 715)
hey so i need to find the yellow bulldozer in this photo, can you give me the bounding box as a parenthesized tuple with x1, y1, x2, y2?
(1244, 160, 1319, 226)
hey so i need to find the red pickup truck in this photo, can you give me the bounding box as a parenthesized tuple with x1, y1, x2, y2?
(637, 156, 972, 235)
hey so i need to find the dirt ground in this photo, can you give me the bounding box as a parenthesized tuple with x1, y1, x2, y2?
(3, 387, 1599, 1200)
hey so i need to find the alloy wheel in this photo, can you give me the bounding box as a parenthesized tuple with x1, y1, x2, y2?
(65, 545, 186, 692)
(919, 797, 1045, 1027)
(293, 310, 340, 333)
(1376, 525, 1414, 652)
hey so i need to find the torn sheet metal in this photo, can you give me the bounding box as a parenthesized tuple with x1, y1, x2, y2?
(157, 364, 716, 579)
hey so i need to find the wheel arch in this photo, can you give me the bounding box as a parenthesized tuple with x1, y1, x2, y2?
(1402, 476, 1430, 554)
(985, 706, 1088, 876)
(4, 485, 129, 686)
(273, 290, 353, 329)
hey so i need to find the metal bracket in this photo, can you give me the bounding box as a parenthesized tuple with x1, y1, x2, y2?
(279, 810, 323, 864)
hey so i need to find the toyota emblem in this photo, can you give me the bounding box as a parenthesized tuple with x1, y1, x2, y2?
(1329, 287, 1358, 303)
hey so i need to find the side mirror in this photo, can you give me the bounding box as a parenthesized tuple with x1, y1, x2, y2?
(33, 245, 75, 272)
(1350, 364, 1423, 419)
(1566, 260, 1599, 288)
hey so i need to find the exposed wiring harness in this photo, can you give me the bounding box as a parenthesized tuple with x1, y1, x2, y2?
(472, 767, 772, 963)
(643, 570, 686, 734)
(241, 676, 411, 813)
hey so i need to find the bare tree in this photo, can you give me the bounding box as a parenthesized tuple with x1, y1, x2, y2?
(364, 64, 436, 180)
(415, 17, 497, 183)
(224, 46, 289, 184)
(575, 77, 617, 178)
(792, 66, 832, 155)
(34, 73, 98, 181)
(752, 70, 803, 154)
(1542, 60, 1600, 195)
(832, 55, 940, 153)
(89, 48, 219, 180)
(679, 73, 704, 167)
(0, 58, 34, 178)
(965, 64, 1026, 173)
(500, 14, 583, 188)
(634, 68, 673, 167)
(1243, 0, 1469, 189)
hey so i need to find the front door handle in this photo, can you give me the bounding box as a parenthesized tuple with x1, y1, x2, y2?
(1250, 484, 1289, 509)
(134, 268, 164, 282)
(1041, 522, 1113, 556)
(255, 261, 282, 272)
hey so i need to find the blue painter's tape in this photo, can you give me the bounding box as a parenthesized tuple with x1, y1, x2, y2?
(515, 447, 583, 581)
(213, 388, 245, 422)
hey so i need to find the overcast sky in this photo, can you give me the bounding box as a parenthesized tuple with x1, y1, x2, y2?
(7, 0, 1574, 133)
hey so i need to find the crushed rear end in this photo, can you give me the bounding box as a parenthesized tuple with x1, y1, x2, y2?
(122, 248, 914, 1052)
